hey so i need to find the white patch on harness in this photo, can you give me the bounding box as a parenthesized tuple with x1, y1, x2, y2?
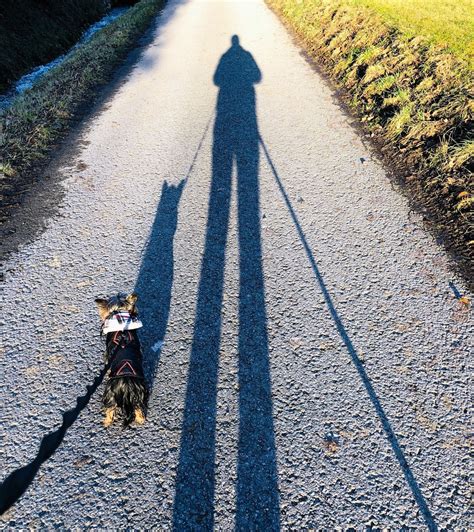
(102, 311, 143, 334)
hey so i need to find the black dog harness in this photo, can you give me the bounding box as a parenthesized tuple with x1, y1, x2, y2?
(104, 319, 144, 380)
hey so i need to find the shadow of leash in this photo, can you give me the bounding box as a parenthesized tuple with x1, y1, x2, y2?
(259, 135, 437, 532)
(0, 361, 110, 515)
(0, 114, 215, 516)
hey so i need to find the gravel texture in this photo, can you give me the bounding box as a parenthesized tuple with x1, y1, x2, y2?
(1, 0, 472, 529)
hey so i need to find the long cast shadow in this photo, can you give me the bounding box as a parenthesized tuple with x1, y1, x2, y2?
(0, 362, 110, 514)
(135, 179, 185, 390)
(173, 36, 280, 530)
(259, 138, 437, 531)
(0, 179, 186, 515)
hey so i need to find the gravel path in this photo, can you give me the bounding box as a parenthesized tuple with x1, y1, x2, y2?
(1, 0, 472, 528)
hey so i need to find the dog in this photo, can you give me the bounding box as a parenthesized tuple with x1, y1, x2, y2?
(95, 293, 148, 427)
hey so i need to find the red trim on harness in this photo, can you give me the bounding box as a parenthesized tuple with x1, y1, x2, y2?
(116, 360, 137, 376)
(112, 330, 132, 345)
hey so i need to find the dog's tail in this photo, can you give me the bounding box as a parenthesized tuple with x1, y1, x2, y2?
(103, 377, 148, 426)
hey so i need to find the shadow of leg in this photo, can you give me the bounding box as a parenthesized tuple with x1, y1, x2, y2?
(236, 136, 280, 530)
(172, 126, 232, 530)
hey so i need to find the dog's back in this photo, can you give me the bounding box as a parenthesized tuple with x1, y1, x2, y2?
(103, 330, 147, 426)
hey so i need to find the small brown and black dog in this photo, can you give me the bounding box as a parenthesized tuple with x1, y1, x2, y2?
(95, 293, 148, 427)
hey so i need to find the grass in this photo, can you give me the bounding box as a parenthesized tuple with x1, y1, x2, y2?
(0, 0, 166, 218)
(344, 0, 473, 66)
(266, 0, 473, 277)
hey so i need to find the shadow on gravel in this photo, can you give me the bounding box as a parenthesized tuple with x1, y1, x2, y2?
(259, 139, 437, 531)
(173, 36, 280, 530)
(0, 362, 110, 515)
(134, 179, 185, 391)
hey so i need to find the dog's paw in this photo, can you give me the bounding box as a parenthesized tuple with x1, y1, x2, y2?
(103, 407, 116, 427)
(134, 409, 146, 425)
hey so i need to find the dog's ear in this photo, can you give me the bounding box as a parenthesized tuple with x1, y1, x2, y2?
(126, 293, 138, 311)
(95, 298, 109, 320)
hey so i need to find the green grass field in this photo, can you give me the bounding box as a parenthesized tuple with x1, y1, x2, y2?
(344, 0, 473, 66)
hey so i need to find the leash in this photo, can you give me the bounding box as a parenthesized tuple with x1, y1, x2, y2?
(259, 134, 437, 531)
(137, 113, 214, 265)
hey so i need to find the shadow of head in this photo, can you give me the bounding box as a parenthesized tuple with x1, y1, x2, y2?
(213, 34, 262, 89)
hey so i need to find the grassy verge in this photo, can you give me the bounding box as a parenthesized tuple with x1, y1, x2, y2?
(342, 0, 473, 66)
(267, 0, 473, 273)
(0, 0, 165, 219)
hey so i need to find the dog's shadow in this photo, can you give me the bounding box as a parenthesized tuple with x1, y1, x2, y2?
(135, 179, 186, 392)
(0, 180, 186, 514)
(0, 362, 109, 514)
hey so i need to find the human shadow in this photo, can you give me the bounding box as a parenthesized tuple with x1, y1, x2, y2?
(135, 179, 185, 390)
(173, 36, 280, 530)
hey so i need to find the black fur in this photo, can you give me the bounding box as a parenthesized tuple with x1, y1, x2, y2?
(102, 377, 148, 427)
(96, 292, 149, 427)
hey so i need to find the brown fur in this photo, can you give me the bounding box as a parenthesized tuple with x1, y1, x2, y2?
(95, 292, 148, 427)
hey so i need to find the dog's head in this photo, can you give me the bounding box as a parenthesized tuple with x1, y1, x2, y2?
(95, 292, 138, 321)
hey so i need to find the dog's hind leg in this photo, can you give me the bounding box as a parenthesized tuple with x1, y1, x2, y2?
(103, 407, 117, 427)
(134, 408, 146, 424)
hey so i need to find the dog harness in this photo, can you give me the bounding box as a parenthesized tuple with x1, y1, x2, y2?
(107, 331, 144, 379)
(104, 311, 144, 380)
